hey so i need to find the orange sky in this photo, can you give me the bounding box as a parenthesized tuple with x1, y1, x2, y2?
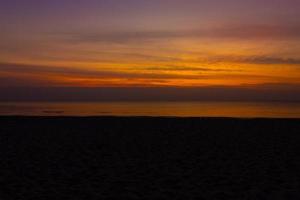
(0, 0, 300, 88)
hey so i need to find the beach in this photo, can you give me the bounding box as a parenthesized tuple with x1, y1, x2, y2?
(0, 116, 300, 199)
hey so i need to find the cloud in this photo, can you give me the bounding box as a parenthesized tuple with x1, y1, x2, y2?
(209, 55, 300, 65)
(60, 30, 190, 44)
(144, 66, 240, 72)
(0, 62, 205, 80)
(238, 56, 300, 65)
(1, 84, 300, 102)
(57, 24, 300, 44)
(212, 24, 300, 40)
(1, 62, 297, 87)
(0, 76, 51, 87)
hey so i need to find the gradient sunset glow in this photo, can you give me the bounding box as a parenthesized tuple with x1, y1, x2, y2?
(1, 0, 300, 89)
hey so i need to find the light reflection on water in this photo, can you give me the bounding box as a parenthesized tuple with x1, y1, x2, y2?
(0, 101, 299, 118)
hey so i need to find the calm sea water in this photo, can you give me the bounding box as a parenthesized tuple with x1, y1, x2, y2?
(0, 102, 299, 118)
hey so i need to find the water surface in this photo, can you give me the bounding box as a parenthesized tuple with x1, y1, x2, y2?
(0, 102, 299, 118)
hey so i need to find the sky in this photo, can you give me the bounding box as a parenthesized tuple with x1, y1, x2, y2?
(0, 0, 300, 100)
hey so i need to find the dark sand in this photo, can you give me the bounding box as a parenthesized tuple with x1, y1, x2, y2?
(0, 117, 300, 199)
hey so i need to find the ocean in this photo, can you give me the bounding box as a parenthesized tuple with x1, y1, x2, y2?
(0, 101, 299, 118)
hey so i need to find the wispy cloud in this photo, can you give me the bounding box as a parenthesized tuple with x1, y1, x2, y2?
(57, 24, 300, 44)
(0, 62, 281, 87)
(144, 66, 241, 72)
(0, 63, 204, 80)
(1, 61, 298, 87)
(237, 56, 300, 65)
(208, 55, 300, 65)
